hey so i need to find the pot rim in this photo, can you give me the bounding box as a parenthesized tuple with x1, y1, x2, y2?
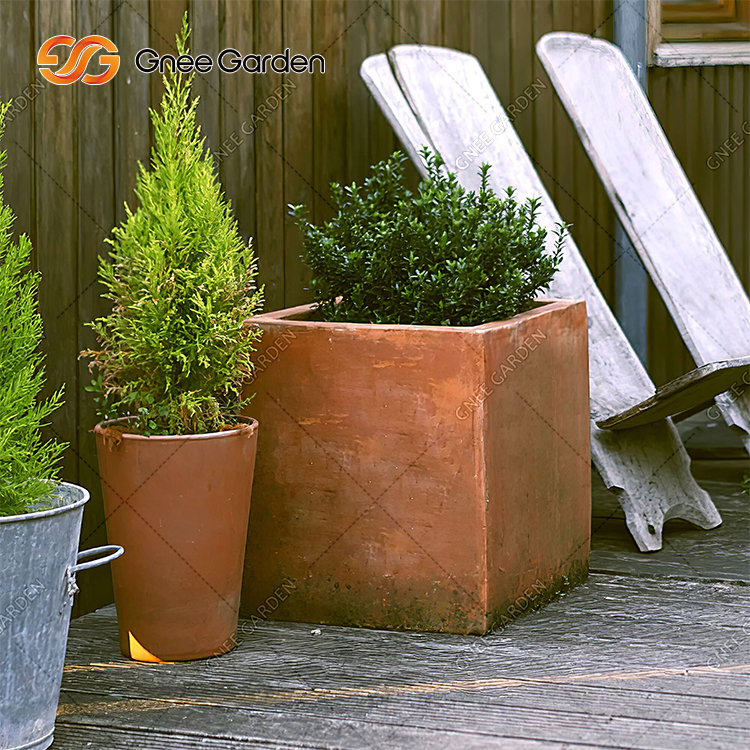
(94, 415, 259, 442)
(0, 481, 90, 525)
(244, 297, 582, 334)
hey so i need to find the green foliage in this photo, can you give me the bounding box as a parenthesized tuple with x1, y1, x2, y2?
(291, 149, 565, 327)
(0, 102, 65, 517)
(83, 17, 263, 436)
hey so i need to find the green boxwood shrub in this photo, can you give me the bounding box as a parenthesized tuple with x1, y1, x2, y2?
(83, 19, 263, 436)
(0, 103, 65, 516)
(291, 149, 565, 327)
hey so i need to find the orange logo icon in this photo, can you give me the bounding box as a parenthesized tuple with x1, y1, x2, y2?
(37, 35, 119, 85)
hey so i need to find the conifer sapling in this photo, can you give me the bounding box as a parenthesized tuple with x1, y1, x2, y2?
(83, 17, 263, 436)
(0, 102, 66, 517)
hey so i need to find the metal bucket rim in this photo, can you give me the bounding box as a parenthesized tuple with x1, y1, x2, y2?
(0, 481, 89, 525)
(95, 416, 259, 442)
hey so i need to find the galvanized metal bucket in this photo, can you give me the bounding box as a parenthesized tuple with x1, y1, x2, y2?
(0, 482, 124, 750)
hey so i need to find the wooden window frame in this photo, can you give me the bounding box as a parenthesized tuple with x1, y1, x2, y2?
(660, 0, 750, 42)
(663, 0, 737, 24)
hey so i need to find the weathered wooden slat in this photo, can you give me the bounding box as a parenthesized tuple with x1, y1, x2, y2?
(485, 0, 512, 108)
(65, 571, 750, 666)
(73, 0, 116, 618)
(698, 66, 716, 282)
(283, 0, 313, 307)
(312, 0, 347, 228)
(61, 664, 750, 734)
(509, 0, 533, 155)
(364, 0, 396, 168)
(55, 700, 603, 750)
(646, 68, 683, 388)
(254, 0, 284, 311)
(442, 0, 471, 52)
(190, 0, 221, 157)
(570, 0, 602, 300)
(220, 0, 256, 266)
(149, 0, 188, 126)
(345, 0, 371, 190)
(53, 724, 283, 750)
(366, 45, 721, 551)
(359, 54, 431, 169)
(713, 66, 732, 282)
(729, 65, 745, 286)
(748, 66, 750, 289)
(55, 688, 750, 750)
(468, 0, 490, 78)
(35, 0, 79, 481)
(654, 41, 750, 67)
(598, 356, 750, 430)
(393, 0, 441, 47)
(114, 0, 150, 226)
(0, 0, 34, 246)
(548, 0, 573, 235)
(60, 664, 748, 731)
(590, 0, 616, 302)
(537, 33, 750, 456)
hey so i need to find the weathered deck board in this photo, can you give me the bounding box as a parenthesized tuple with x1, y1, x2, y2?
(591, 476, 750, 581)
(679, 411, 748, 461)
(56, 474, 750, 750)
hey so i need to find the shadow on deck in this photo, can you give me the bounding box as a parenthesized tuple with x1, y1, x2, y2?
(55, 420, 749, 749)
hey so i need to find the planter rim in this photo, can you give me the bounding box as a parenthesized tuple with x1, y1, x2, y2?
(0, 481, 89, 525)
(245, 297, 583, 333)
(94, 415, 258, 443)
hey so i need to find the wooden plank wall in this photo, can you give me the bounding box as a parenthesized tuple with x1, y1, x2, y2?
(0, 0, 747, 614)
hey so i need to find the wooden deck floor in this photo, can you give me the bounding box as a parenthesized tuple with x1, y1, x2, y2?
(56, 456, 749, 749)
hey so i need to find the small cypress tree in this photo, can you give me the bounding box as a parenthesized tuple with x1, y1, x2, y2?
(0, 102, 65, 517)
(84, 17, 263, 436)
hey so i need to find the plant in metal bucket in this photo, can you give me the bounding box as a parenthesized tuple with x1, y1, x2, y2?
(0, 101, 65, 517)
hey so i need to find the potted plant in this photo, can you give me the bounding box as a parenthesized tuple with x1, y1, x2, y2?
(0, 103, 122, 750)
(243, 150, 591, 635)
(82, 20, 263, 662)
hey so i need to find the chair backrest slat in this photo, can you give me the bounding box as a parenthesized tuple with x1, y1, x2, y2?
(381, 45, 653, 419)
(537, 32, 750, 445)
(537, 32, 750, 366)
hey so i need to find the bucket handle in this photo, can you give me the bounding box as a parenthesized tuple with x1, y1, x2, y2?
(71, 544, 124, 573)
(65, 545, 124, 598)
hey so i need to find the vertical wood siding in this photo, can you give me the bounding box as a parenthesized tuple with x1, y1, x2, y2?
(0, 0, 747, 613)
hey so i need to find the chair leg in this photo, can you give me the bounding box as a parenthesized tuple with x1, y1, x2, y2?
(715, 389, 750, 458)
(592, 420, 722, 552)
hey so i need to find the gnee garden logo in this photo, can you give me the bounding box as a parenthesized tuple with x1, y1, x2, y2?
(37, 35, 119, 85)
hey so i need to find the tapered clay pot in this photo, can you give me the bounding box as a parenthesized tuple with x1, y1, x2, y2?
(242, 299, 591, 635)
(94, 418, 258, 662)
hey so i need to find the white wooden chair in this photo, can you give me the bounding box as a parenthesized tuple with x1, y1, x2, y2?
(360, 46, 743, 551)
(537, 32, 750, 455)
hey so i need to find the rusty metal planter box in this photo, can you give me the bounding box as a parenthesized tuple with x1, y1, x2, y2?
(242, 299, 591, 634)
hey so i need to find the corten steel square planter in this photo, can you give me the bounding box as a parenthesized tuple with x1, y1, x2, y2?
(242, 299, 590, 634)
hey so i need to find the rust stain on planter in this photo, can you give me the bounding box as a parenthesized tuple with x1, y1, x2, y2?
(242, 300, 590, 634)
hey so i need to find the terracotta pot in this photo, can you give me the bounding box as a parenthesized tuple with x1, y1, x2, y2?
(94, 418, 258, 661)
(242, 300, 591, 635)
